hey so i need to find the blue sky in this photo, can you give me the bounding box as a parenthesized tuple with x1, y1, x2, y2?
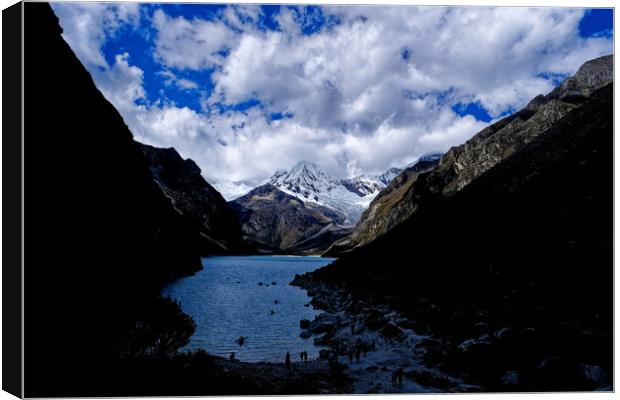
(52, 4, 613, 199)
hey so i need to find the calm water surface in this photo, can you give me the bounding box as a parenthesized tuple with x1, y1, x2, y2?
(162, 255, 335, 363)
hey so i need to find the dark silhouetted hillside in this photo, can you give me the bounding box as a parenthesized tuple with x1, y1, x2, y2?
(25, 3, 205, 396)
(138, 142, 251, 254)
(301, 78, 613, 390)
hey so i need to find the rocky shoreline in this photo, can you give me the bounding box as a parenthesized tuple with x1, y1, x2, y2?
(290, 273, 480, 393)
(206, 354, 352, 394)
(291, 270, 612, 393)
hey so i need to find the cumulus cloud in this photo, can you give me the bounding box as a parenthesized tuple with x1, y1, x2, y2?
(152, 9, 240, 70)
(158, 70, 199, 90)
(52, 4, 613, 193)
(52, 2, 140, 68)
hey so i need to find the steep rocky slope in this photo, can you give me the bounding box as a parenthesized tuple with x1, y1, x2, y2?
(230, 184, 348, 253)
(299, 72, 613, 390)
(341, 168, 402, 197)
(25, 3, 204, 396)
(138, 142, 249, 254)
(326, 156, 440, 255)
(327, 55, 613, 256)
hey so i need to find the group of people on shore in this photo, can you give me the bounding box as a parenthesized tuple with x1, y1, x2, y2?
(284, 350, 310, 370)
(342, 337, 375, 363)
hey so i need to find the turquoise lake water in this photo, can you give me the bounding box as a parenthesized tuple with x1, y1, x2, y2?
(162, 255, 335, 363)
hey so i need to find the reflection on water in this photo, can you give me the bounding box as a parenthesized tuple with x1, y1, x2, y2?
(162, 255, 335, 363)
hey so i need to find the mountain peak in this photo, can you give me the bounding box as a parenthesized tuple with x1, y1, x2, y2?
(292, 159, 319, 169)
(574, 54, 613, 89)
(418, 153, 443, 162)
(287, 160, 327, 180)
(271, 160, 330, 187)
(268, 161, 402, 224)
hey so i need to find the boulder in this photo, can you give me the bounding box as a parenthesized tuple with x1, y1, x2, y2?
(318, 349, 330, 360)
(379, 323, 405, 340)
(309, 314, 340, 334)
(458, 335, 492, 352)
(501, 370, 521, 386)
(580, 364, 609, 389)
(299, 319, 311, 329)
(299, 330, 312, 339)
(365, 310, 387, 331)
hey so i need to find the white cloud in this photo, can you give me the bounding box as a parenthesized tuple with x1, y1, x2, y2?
(158, 70, 199, 90)
(152, 9, 240, 70)
(52, 2, 140, 68)
(95, 53, 146, 112)
(53, 4, 613, 190)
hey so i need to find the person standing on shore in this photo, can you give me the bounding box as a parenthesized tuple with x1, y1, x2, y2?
(285, 351, 291, 371)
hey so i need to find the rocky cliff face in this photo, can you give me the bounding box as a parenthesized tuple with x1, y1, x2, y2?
(302, 65, 613, 391)
(430, 54, 612, 198)
(138, 142, 249, 254)
(230, 184, 348, 253)
(328, 55, 613, 256)
(326, 157, 440, 255)
(25, 3, 203, 396)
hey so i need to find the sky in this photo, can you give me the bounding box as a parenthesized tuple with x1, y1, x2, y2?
(51, 3, 613, 199)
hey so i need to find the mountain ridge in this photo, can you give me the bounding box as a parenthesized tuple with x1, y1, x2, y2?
(269, 160, 404, 224)
(137, 142, 250, 254)
(326, 54, 613, 256)
(230, 183, 349, 253)
(296, 63, 613, 391)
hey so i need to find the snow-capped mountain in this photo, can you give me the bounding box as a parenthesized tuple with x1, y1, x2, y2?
(269, 161, 401, 224)
(407, 152, 443, 167)
(212, 180, 253, 201)
(341, 168, 402, 197)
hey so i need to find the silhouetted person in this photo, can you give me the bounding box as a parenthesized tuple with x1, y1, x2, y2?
(327, 351, 338, 371)
(285, 351, 291, 371)
(303, 351, 308, 362)
(299, 351, 304, 362)
(229, 352, 235, 361)
(392, 368, 404, 387)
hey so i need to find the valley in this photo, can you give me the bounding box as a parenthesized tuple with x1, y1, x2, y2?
(24, 2, 614, 396)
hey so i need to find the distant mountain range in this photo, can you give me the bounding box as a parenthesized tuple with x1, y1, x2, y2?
(133, 143, 440, 255)
(269, 160, 404, 224)
(227, 157, 441, 254)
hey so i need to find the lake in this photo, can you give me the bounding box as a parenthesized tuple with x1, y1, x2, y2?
(161, 255, 335, 363)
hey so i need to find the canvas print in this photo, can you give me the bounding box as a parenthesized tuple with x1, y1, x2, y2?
(21, 1, 612, 396)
